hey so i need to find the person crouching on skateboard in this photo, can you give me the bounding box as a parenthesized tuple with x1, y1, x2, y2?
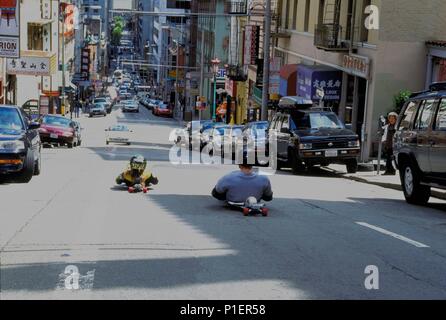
(212, 163, 273, 203)
(116, 155, 159, 188)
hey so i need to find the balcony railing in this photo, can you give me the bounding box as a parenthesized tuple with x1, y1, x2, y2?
(226, 64, 247, 82)
(224, 0, 247, 14)
(314, 24, 349, 51)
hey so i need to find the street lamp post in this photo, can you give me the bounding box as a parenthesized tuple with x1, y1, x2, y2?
(211, 57, 220, 121)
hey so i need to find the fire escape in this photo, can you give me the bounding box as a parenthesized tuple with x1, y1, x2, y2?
(314, 0, 349, 51)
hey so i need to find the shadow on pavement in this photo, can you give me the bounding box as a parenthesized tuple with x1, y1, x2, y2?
(1, 194, 446, 298)
(86, 146, 171, 163)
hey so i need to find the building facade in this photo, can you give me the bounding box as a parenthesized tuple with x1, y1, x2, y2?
(1, 0, 76, 115)
(274, 0, 446, 161)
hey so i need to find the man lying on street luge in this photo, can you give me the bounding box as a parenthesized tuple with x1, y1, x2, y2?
(116, 155, 159, 188)
(212, 163, 273, 203)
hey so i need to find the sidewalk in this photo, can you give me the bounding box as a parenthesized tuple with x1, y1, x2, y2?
(326, 164, 446, 201)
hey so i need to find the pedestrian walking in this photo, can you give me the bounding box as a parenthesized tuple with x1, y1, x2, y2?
(382, 112, 398, 175)
(75, 101, 81, 118)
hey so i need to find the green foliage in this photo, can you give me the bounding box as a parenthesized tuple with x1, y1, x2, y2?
(393, 90, 412, 114)
(111, 16, 125, 46)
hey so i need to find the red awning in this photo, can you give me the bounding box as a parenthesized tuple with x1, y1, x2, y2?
(280, 64, 298, 79)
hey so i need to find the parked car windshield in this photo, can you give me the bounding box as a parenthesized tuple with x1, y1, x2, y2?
(0, 108, 24, 131)
(42, 115, 71, 127)
(291, 111, 344, 130)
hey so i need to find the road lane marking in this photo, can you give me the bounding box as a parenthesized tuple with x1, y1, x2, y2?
(355, 222, 430, 248)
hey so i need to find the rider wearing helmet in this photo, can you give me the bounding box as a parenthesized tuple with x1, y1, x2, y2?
(116, 155, 159, 187)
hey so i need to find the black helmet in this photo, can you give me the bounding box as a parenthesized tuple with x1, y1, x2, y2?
(130, 155, 147, 172)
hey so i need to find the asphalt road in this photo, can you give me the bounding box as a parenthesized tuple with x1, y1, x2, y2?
(1, 102, 446, 299)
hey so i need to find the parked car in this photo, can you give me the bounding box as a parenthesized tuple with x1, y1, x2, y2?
(0, 105, 41, 183)
(94, 97, 112, 114)
(153, 103, 172, 117)
(39, 114, 79, 148)
(105, 124, 133, 145)
(89, 103, 107, 117)
(270, 96, 360, 174)
(394, 82, 446, 205)
(122, 100, 139, 113)
(139, 97, 150, 108)
(176, 120, 215, 150)
(148, 99, 162, 110)
(237, 121, 270, 165)
(203, 124, 245, 159)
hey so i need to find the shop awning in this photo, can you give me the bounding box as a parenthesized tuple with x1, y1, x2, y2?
(279, 64, 298, 97)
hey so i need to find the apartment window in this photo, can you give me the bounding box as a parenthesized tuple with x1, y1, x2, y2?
(304, 0, 311, 32)
(28, 24, 43, 51)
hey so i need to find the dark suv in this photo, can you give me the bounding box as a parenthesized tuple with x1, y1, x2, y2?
(394, 82, 446, 205)
(0, 105, 42, 183)
(270, 96, 360, 174)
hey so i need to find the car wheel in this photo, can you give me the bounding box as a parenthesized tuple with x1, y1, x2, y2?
(346, 159, 358, 174)
(289, 150, 305, 175)
(400, 162, 431, 205)
(14, 151, 35, 183)
(106, 140, 109, 145)
(34, 150, 42, 176)
(67, 142, 74, 149)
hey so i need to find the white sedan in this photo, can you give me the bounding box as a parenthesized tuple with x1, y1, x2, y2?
(122, 100, 139, 113)
(105, 125, 134, 145)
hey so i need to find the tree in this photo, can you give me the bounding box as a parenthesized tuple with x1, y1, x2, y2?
(393, 90, 412, 114)
(111, 16, 125, 46)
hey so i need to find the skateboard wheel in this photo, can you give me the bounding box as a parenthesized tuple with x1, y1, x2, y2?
(143, 188, 148, 193)
(261, 208, 269, 216)
(128, 187, 134, 193)
(243, 208, 250, 216)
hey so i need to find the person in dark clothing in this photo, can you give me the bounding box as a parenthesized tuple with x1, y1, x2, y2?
(74, 101, 81, 118)
(382, 112, 398, 175)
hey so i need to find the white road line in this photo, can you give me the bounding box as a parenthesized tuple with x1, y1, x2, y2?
(355, 222, 430, 248)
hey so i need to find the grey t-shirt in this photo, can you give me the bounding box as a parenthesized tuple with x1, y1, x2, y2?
(215, 171, 273, 203)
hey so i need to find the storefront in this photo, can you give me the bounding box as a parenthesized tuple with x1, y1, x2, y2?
(426, 41, 446, 88)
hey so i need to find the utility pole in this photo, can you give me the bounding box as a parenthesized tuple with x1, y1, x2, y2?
(261, 0, 271, 121)
(198, 31, 205, 122)
(61, 5, 67, 117)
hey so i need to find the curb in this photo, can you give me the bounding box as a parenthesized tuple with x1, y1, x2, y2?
(326, 168, 446, 201)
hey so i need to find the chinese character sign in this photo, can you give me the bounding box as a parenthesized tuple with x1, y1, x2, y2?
(297, 65, 342, 101)
(7, 56, 52, 76)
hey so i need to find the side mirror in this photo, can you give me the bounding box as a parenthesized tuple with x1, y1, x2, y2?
(28, 122, 40, 130)
(345, 124, 353, 131)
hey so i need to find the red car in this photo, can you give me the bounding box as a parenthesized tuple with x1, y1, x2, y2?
(38, 115, 79, 148)
(153, 103, 173, 117)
